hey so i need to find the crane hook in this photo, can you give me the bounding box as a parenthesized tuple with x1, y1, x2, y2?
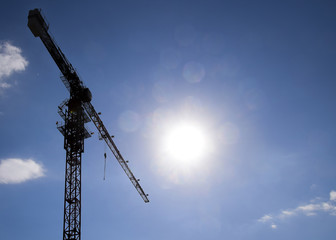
(103, 153, 107, 181)
(103, 144, 107, 181)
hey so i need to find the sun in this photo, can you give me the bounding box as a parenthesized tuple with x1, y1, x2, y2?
(162, 121, 209, 166)
(150, 106, 215, 184)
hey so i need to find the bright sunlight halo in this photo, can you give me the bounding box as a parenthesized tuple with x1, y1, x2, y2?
(162, 122, 208, 166)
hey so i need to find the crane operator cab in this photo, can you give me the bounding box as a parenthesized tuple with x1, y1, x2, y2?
(68, 87, 92, 112)
(80, 87, 92, 103)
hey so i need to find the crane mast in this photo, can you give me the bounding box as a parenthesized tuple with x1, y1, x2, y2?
(28, 8, 149, 240)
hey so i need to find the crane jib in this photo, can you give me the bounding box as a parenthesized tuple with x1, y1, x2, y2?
(83, 102, 149, 203)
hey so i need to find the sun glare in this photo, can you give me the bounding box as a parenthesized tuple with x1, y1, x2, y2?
(150, 104, 215, 184)
(162, 122, 208, 166)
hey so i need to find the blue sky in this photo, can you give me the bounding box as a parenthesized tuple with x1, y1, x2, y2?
(1, 0, 336, 239)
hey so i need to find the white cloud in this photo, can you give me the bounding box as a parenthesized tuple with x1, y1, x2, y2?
(330, 191, 336, 201)
(281, 210, 296, 217)
(0, 158, 45, 184)
(258, 190, 336, 228)
(297, 203, 319, 216)
(0, 42, 28, 91)
(258, 214, 272, 223)
(271, 224, 277, 229)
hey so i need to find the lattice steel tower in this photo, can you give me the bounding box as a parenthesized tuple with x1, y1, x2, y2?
(28, 9, 149, 240)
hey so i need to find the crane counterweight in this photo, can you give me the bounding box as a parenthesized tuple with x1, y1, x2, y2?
(28, 9, 48, 37)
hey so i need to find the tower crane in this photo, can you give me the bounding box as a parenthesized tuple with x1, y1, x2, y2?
(27, 9, 149, 240)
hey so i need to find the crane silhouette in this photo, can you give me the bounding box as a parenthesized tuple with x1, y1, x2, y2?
(28, 8, 149, 240)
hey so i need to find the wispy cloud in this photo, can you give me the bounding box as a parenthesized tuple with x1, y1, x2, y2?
(0, 42, 28, 92)
(258, 190, 336, 228)
(0, 158, 45, 184)
(258, 214, 273, 223)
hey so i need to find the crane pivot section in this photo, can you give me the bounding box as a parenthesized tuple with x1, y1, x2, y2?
(28, 8, 149, 240)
